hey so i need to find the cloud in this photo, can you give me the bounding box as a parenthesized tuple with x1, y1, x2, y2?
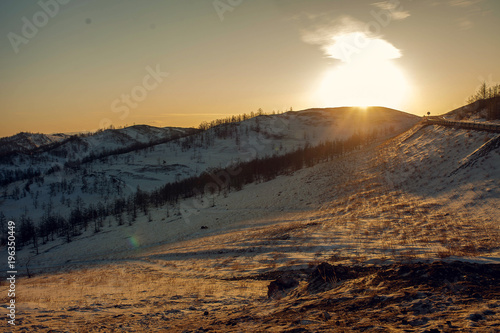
(300, 15, 402, 64)
(372, 1, 411, 20)
(447, 0, 485, 30)
(325, 32, 401, 63)
(448, 0, 482, 7)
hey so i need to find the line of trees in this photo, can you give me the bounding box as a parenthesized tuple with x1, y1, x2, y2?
(467, 82, 500, 120)
(197, 108, 287, 131)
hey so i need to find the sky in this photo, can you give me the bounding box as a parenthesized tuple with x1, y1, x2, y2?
(1, 0, 499, 136)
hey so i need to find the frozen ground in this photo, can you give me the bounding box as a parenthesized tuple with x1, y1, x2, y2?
(1, 123, 499, 332)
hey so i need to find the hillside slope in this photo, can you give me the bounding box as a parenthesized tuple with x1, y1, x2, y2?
(9, 120, 499, 272)
(0, 107, 419, 227)
(443, 97, 500, 122)
(0, 132, 70, 155)
(0, 125, 196, 160)
(2, 120, 499, 332)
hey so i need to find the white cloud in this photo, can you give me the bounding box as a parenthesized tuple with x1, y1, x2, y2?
(300, 16, 402, 64)
(324, 32, 401, 63)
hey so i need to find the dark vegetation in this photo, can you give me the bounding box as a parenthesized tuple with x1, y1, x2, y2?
(459, 82, 500, 120)
(197, 108, 270, 131)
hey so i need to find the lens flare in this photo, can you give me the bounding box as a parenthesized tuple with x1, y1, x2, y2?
(128, 236, 140, 249)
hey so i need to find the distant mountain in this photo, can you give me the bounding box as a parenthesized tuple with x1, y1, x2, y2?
(0, 125, 198, 159)
(0, 132, 70, 156)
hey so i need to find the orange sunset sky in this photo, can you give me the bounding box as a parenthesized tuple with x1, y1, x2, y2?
(1, 0, 499, 137)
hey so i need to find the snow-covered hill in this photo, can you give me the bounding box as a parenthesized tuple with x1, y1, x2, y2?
(2, 111, 500, 280)
(0, 107, 419, 226)
(0, 125, 197, 189)
(0, 132, 71, 155)
(0, 125, 196, 161)
(13, 118, 498, 274)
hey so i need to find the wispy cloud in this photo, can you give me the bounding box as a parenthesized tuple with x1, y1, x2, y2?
(448, 0, 482, 8)
(372, 1, 411, 20)
(447, 0, 485, 30)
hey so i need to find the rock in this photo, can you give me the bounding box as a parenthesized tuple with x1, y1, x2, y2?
(267, 276, 299, 298)
(200, 226, 208, 229)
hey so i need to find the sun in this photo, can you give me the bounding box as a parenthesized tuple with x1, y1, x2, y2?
(314, 33, 411, 110)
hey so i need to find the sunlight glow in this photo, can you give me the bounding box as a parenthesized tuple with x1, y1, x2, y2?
(315, 33, 411, 110)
